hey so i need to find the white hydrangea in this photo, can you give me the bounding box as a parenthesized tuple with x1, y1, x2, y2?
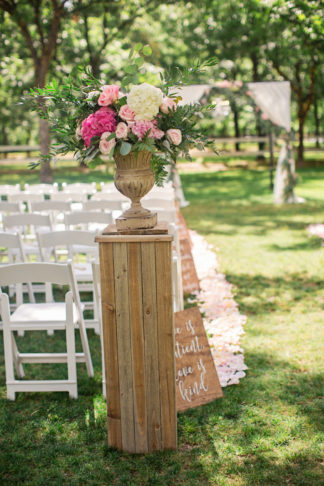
(127, 83, 163, 121)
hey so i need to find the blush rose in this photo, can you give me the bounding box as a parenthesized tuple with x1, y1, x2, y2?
(98, 84, 119, 106)
(166, 129, 182, 145)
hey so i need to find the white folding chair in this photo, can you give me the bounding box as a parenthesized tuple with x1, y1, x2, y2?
(142, 198, 176, 211)
(3, 212, 53, 260)
(155, 208, 177, 224)
(64, 211, 112, 232)
(24, 183, 58, 195)
(92, 261, 106, 397)
(83, 199, 121, 212)
(0, 232, 35, 307)
(99, 182, 115, 193)
(0, 201, 23, 230)
(0, 184, 21, 198)
(0, 262, 94, 400)
(37, 230, 99, 333)
(62, 182, 97, 196)
(31, 200, 71, 230)
(91, 191, 128, 207)
(7, 192, 44, 212)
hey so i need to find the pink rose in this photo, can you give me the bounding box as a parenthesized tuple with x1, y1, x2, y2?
(116, 122, 128, 139)
(98, 84, 119, 106)
(99, 134, 116, 155)
(118, 104, 135, 122)
(160, 97, 177, 114)
(166, 129, 182, 146)
(261, 113, 269, 120)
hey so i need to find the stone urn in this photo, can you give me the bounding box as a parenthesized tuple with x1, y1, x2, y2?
(114, 149, 157, 231)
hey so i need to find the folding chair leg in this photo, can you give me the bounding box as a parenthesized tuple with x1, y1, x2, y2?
(11, 333, 24, 378)
(1, 297, 16, 400)
(79, 319, 94, 377)
(66, 296, 78, 399)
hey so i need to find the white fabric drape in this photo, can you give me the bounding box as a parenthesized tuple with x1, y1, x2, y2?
(247, 81, 291, 132)
(172, 85, 211, 105)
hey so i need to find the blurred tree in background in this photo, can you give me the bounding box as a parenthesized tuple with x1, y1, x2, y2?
(0, 0, 323, 179)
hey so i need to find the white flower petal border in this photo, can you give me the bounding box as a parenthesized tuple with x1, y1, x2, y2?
(190, 230, 248, 387)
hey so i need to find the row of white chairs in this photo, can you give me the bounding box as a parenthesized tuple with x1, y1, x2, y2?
(0, 261, 96, 400)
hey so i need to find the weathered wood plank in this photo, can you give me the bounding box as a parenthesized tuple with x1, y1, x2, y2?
(155, 241, 177, 449)
(99, 243, 122, 449)
(113, 242, 136, 452)
(141, 242, 162, 450)
(128, 242, 148, 453)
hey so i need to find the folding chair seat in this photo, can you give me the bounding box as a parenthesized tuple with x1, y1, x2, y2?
(0, 201, 23, 230)
(0, 262, 94, 400)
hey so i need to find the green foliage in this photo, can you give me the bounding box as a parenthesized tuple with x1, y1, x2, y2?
(26, 59, 217, 183)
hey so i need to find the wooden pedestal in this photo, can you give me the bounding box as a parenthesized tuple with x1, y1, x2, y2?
(95, 226, 177, 453)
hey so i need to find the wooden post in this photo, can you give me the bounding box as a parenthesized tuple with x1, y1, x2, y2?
(269, 130, 275, 191)
(95, 224, 177, 453)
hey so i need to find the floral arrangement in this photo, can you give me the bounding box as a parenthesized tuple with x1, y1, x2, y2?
(29, 50, 216, 184)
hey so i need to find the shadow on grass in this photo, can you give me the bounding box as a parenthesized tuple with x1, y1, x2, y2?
(224, 272, 324, 315)
(0, 346, 323, 485)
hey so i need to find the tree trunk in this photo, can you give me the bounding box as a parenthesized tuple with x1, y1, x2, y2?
(36, 63, 53, 183)
(231, 101, 240, 151)
(39, 117, 53, 182)
(297, 113, 305, 166)
(251, 53, 265, 155)
(314, 92, 320, 149)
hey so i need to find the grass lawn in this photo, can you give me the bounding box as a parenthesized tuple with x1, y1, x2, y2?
(1, 162, 324, 485)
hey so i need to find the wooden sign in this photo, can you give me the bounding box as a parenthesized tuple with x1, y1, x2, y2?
(180, 238, 200, 294)
(174, 307, 223, 412)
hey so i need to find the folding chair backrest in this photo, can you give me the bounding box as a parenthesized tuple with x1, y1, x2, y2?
(91, 191, 128, 202)
(65, 211, 112, 229)
(31, 200, 71, 213)
(83, 199, 119, 212)
(7, 192, 44, 204)
(155, 209, 177, 224)
(0, 262, 70, 286)
(3, 213, 52, 233)
(0, 232, 26, 263)
(37, 230, 97, 262)
(0, 202, 22, 213)
(50, 192, 88, 203)
(0, 184, 20, 197)
(62, 182, 97, 195)
(24, 183, 58, 195)
(142, 198, 175, 210)
(99, 182, 115, 192)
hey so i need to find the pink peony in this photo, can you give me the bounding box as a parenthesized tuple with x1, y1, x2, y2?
(160, 97, 177, 114)
(166, 128, 182, 145)
(99, 133, 116, 155)
(119, 104, 135, 122)
(116, 122, 128, 139)
(81, 107, 117, 147)
(131, 120, 164, 141)
(98, 84, 119, 106)
(261, 113, 269, 120)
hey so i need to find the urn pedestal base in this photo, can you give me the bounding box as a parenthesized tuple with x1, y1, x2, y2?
(116, 212, 157, 231)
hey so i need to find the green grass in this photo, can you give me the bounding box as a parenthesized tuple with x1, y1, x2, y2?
(1, 164, 324, 485)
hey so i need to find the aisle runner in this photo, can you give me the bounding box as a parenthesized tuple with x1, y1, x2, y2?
(189, 231, 248, 387)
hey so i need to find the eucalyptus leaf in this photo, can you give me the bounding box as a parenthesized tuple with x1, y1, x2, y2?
(120, 141, 132, 156)
(134, 43, 143, 51)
